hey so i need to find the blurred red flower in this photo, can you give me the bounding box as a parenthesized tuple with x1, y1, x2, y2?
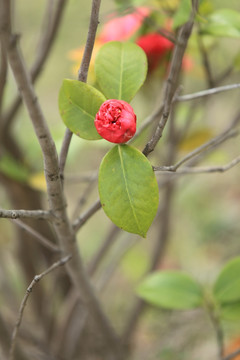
(99, 7, 150, 43)
(136, 32, 174, 72)
(68, 6, 193, 79)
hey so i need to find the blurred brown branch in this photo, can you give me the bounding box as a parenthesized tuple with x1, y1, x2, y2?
(11, 219, 60, 253)
(143, 1, 198, 156)
(177, 83, 240, 102)
(73, 199, 101, 232)
(155, 155, 240, 175)
(59, 0, 102, 177)
(9, 254, 72, 360)
(0, 0, 123, 358)
(2, 0, 67, 132)
(0, 209, 53, 220)
(154, 111, 240, 172)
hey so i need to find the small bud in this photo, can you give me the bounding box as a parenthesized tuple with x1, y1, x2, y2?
(94, 99, 136, 144)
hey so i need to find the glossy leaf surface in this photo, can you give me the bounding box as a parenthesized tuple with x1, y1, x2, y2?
(98, 145, 159, 237)
(59, 79, 106, 140)
(95, 41, 147, 102)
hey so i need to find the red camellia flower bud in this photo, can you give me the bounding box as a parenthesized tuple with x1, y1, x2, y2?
(94, 99, 136, 144)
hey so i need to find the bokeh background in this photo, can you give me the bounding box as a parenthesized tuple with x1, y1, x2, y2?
(1, 0, 240, 359)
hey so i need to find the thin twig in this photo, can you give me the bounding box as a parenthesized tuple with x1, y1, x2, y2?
(0, 39, 7, 114)
(77, 1, 101, 82)
(132, 6, 176, 43)
(154, 155, 240, 175)
(130, 104, 163, 144)
(209, 309, 224, 360)
(1, 1, 122, 357)
(2, 0, 67, 131)
(52, 227, 121, 357)
(154, 129, 239, 172)
(59, 0, 102, 177)
(216, 65, 234, 85)
(59, 128, 73, 179)
(0, 209, 53, 220)
(73, 199, 102, 232)
(177, 83, 240, 102)
(197, 28, 215, 88)
(142, 4, 197, 156)
(9, 254, 72, 360)
(96, 237, 137, 292)
(12, 219, 59, 252)
(88, 225, 121, 276)
(71, 173, 98, 220)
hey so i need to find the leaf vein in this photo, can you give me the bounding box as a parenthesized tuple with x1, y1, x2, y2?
(118, 146, 142, 234)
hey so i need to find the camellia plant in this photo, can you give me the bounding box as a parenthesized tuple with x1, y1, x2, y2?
(59, 41, 159, 237)
(137, 256, 240, 356)
(2, 0, 240, 359)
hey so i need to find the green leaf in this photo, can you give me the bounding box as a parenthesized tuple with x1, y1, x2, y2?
(173, 0, 192, 29)
(201, 9, 240, 38)
(95, 41, 147, 102)
(213, 257, 240, 304)
(0, 154, 29, 183)
(220, 302, 240, 321)
(98, 145, 159, 237)
(58, 79, 106, 140)
(137, 271, 204, 310)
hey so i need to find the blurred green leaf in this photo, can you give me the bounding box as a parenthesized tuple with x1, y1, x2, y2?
(220, 302, 240, 321)
(0, 154, 29, 183)
(121, 246, 149, 280)
(95, 41, 147, 102)
(200, 9, 240, 38)
(137, 271, 204, 309)
(98, 144, 159, 237)
(58, 79, 106, 140)
(214, 257, 240, 304)
(173, 0, 192, 29)
(198, 0, 214, 16)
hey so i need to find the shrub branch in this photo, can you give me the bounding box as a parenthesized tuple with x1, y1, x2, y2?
(0, 1, 122, 358)
(9, 255, 72, 360)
